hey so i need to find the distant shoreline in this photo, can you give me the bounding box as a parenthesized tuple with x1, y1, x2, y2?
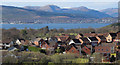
(0, 23, 111, 29)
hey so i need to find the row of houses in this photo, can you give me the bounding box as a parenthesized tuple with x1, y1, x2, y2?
(1, 32, 120, 62)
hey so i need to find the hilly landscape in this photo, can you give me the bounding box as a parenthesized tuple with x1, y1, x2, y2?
(1, 5, 118, 24)
(24, 5, 111, 18)
(100, 8, 118, 17)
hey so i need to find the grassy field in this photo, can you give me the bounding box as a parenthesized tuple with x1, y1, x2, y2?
(63, 58, 89, 63)
(27, 46, 41, 52)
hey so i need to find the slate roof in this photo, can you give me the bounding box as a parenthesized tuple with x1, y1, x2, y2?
(57, 41, 65, 45)
(80, 37, 89, 42)
(72, 39, 81, 43)
(109, 33, 117, 38)
(88, 37, 98, 41)
(98, 35, 106, 40)
(2, 39, 12, 43)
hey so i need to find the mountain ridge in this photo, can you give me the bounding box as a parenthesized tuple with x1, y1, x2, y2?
(24, 5, 111, 18)
(1, 5, 117, 24)
(100, 8, 118, 17)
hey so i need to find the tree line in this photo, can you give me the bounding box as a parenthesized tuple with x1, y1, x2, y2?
(2, 24, 119, 41)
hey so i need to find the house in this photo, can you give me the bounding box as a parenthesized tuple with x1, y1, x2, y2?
(100, 43, 116, 53)
(56, 41, 66, 47)
(69, 39, 81, 45)
(16, 39, 25, 45)
(96, 35, 107, 43)
(46, 37, 58, 45)
(8, 45, 24, 51)
(95, 46, 115, 62)
(40, 40, 56, 51)
(75, 33, 83, 39)
(41, 41, 50, 49)
(33, 38, 44, 47)
(114, 32, 120, 42)
(23, 40, 30, 46)
(95, 46, 113, 53)
(56, 34, 76, 44)
(65, 44, 79, 54)
(87, 37, 99, 46)
(106, 33, 117, 43)
(2, 39, 13, 50)
(56, 36, 70, 43)
(79, 37, 91, 45)
(8, 46, 17, 51)
(81, 45, 91, 55)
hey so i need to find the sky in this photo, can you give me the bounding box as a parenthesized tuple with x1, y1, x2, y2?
(1, 0, 119, 10)
(1, 0, 120, 2)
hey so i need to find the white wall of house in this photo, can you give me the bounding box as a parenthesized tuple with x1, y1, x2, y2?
(106, 34, 112, 42)
(69, 40, 75, 45)
(16, 39, 21, 45)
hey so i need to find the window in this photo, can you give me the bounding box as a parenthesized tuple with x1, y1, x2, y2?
(72, 50, 74, 52)
(108, 39, 111, 41)
(102, 49, 103, 51)
(106, 49, 108, 51)
(98, 49, 100, 51)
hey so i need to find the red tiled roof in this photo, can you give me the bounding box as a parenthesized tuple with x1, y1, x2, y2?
(84, 33, 97, 37)
(56, 36, 69, 42)
(2, 39, 12, 43)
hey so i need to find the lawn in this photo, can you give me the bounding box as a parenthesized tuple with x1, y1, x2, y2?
(28, 46, 41, 52)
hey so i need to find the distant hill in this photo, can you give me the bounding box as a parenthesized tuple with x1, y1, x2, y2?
(110, 22, 120, 26)
(24, 5, 111, 18)
(98, 22, 120, 33)
(2, 5, 76, 18)
(100, 8, 118, 17)
(1, 5, 117, 24)
(2, 5, 84, 23)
